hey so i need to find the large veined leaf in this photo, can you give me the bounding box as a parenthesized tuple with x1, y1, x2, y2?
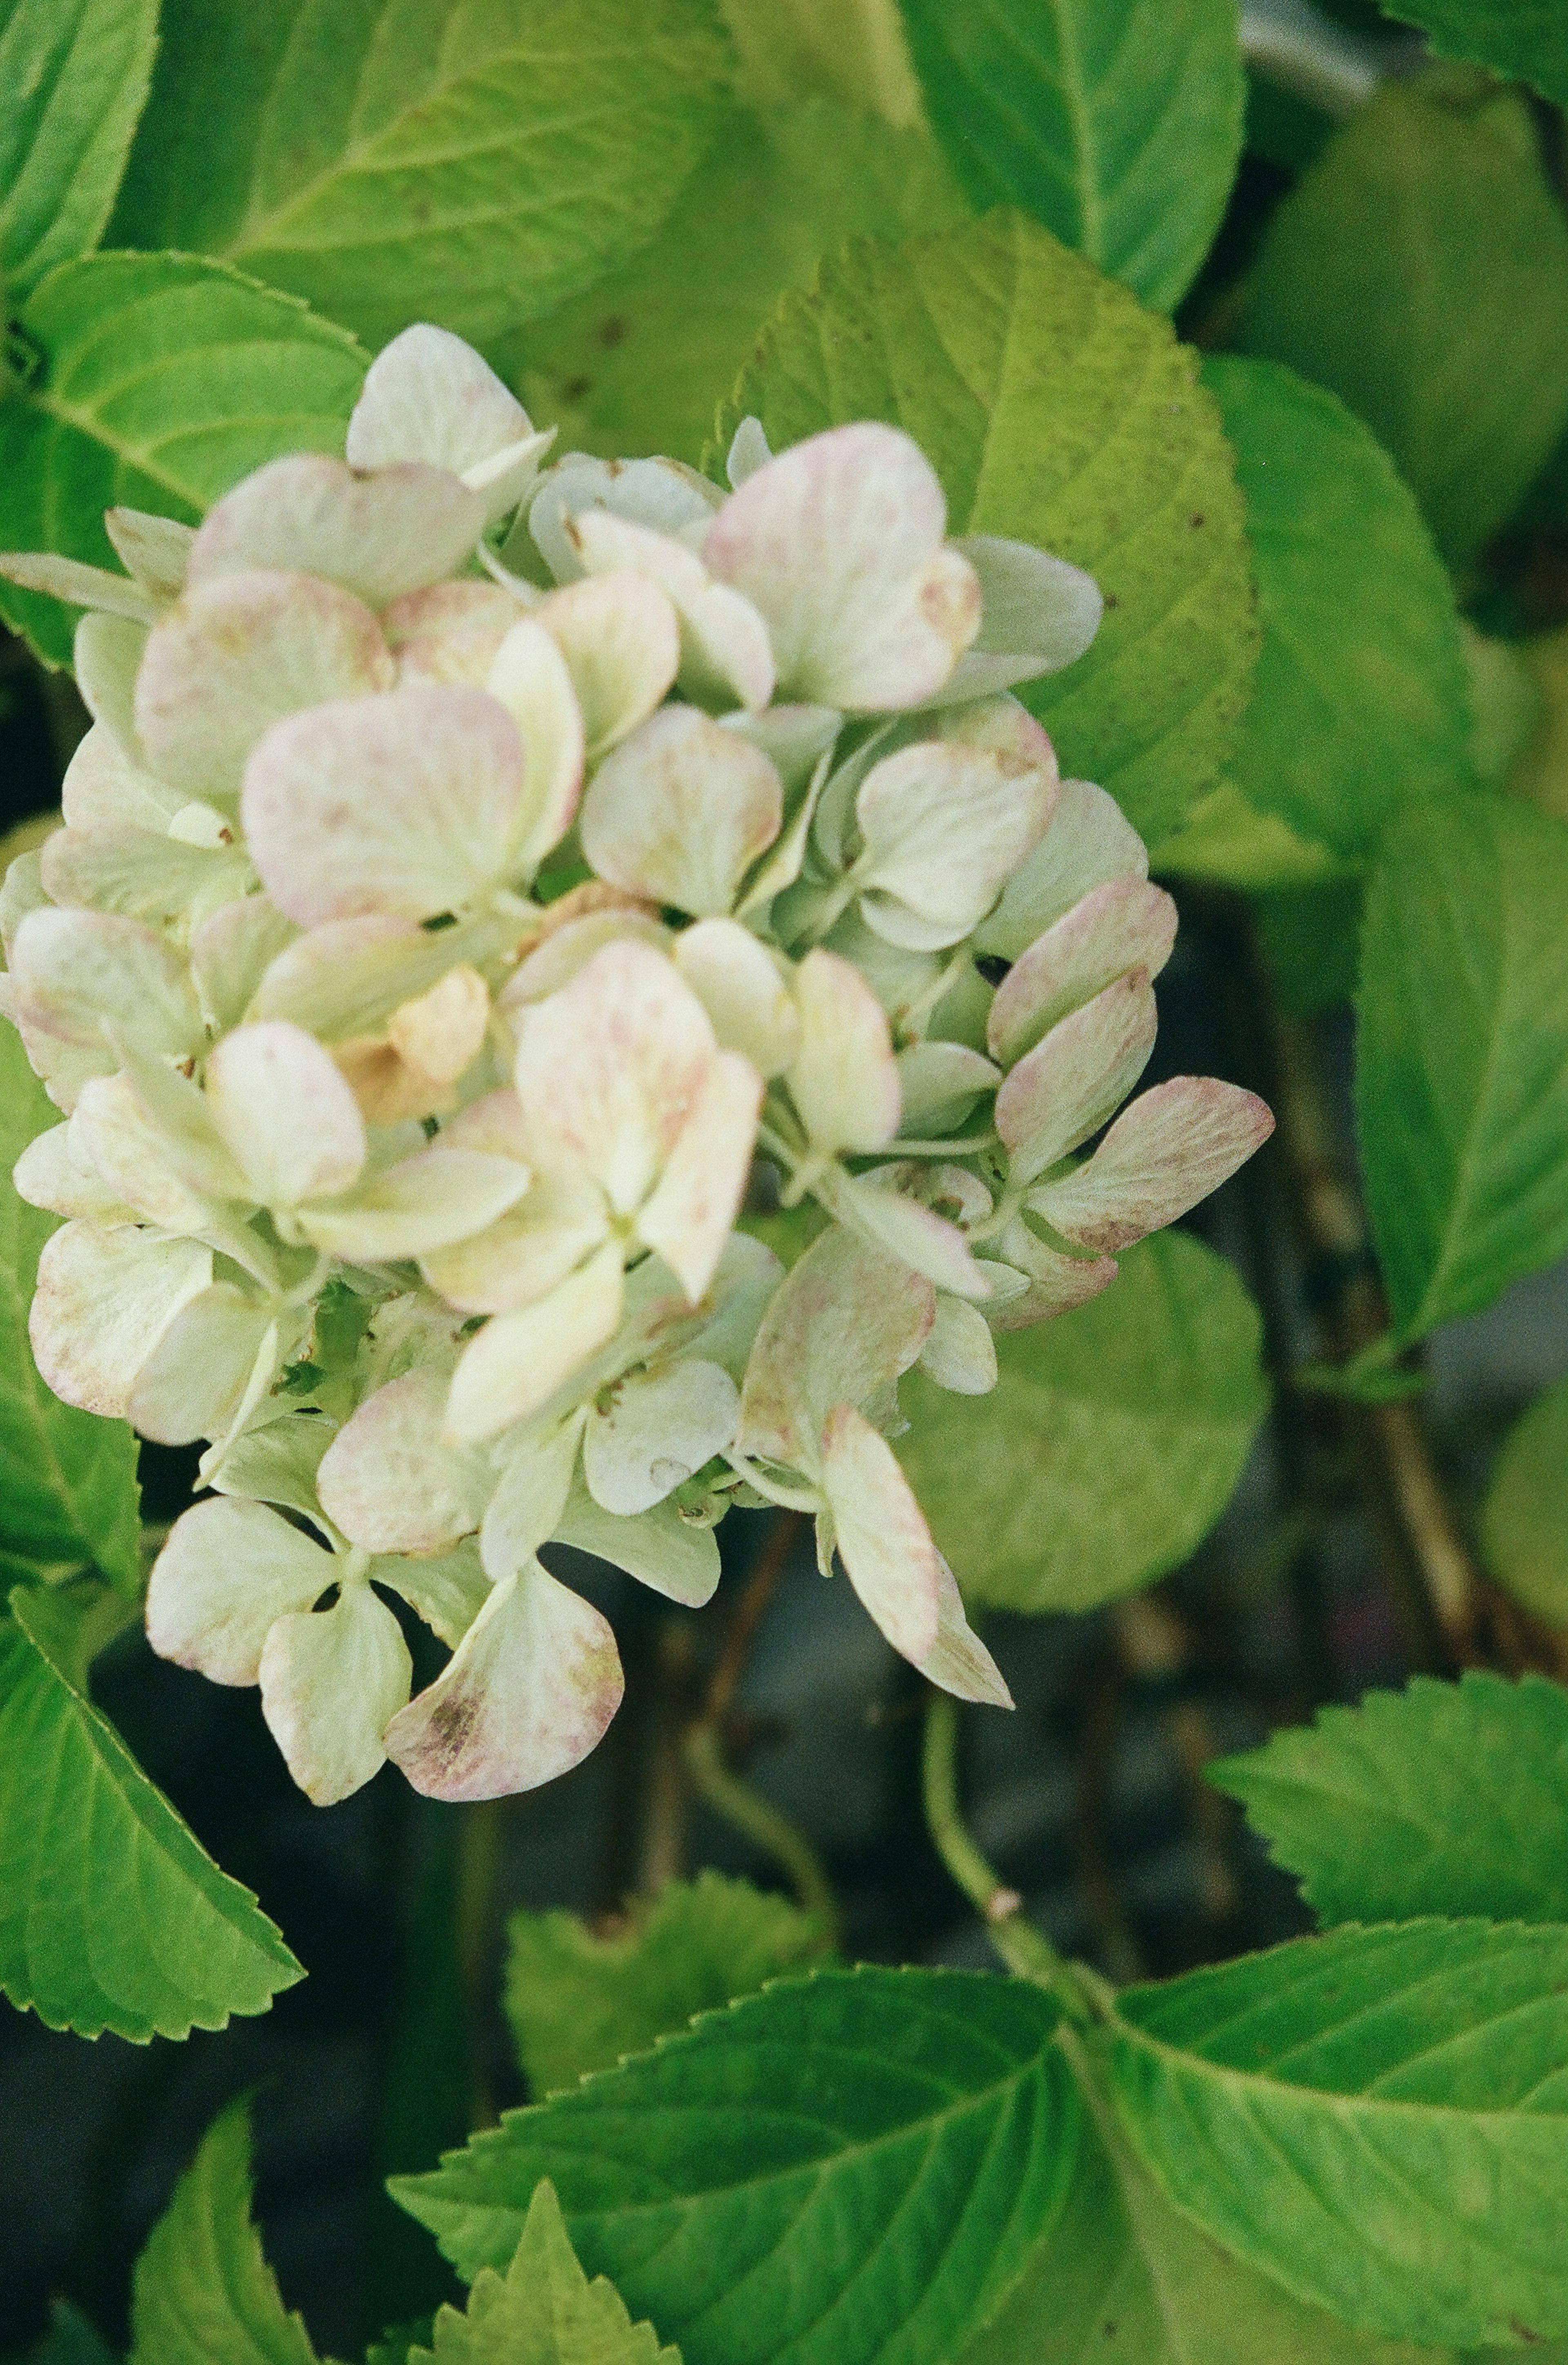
(1107, 1921, 1568, 2349)
(0, 1589, 302, 2040)
(108, 0, 732, 350)
(1356, 793, 1568, 1344)
(715, 0, 920, 120)
(0, 251, 367, 667)
(898, 1234, 1268, 1615)
(896, 0, 1243, 314)
(411, 2183, 679, 2365)
(0, 0, 157, 298)
(1383, 0, 1568, 110)
(715, 209, 1257, 844)
(1203, 357, 1476, 861)
(1209, 1672, 1568, 1926)
(395, 1967, 1080, 2365)
(497, 98, 968, 469)
(0, 1021, 139, 1589)
(1243, 70, 1568, 564)
(505, 1872, 826, 2096)
(1481, 1377, 1568, 1627)
(129, 2098, 319, 2365)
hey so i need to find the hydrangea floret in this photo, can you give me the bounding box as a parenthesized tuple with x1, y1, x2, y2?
(0, 325, 1272, 1806)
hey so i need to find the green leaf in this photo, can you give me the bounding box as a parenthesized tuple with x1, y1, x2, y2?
(505, 1872, 828, 2096)
(1383, 0, 1568, 110)
(1482, 1376, 1568, 1627)
(1203, 356, 1477, 862)
(1210, 1671, 1568, 1925)
(1242, 69, 1568, 564)
(1151, 779, 1346, 897)
(1106, 1920, 1568, 2349)
(0, 1020, 139, 1589)
(410, 2182, 678, 2365)
(0, 251, 367, 667)
(895, 0, 1243, 315)
(1252, 877, 1364, 1018)
(898, 1233, 1268, 1615)
(394, 1966, 1081, 2365)
(13, 2301, 120, 2365)
(0, 0, 157, 298)
(108, 0, 732, 351)
(1356, 791, 1568, 1343)
(0, 1586, 302, 2040)
(714, 0, 920, 120)
(715, 208, 1258, 844)
(496, 97, 968, 469)
(129, 2097, 318, 2365)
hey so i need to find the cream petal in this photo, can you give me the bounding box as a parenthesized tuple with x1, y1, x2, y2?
(995, 969, 1158, 1187)
(722, 703, 842, 796)
(375, 1539, 491, 1649)
(917, 1295, 998, 1395)
(421, 1097, 605, 1312)
(299, 1146, 530, 1260)
(581, 706, 782, 916)
(135, 568, 395, 803)
(0, 550, 157, 624)
(702, 423, 980, 710)
(480, 1416, 583, 1578)
(636, 1050, 761, 1302)
(894, 1040, 1000, 1134)
(933, 536, 1102, 704)
(445, 1242, 625, 1445)
(584, 1358, 739, 1516)
(497, 907, 670, 1011)
(260, 1579, 413, 1805)
(73, 612, 147, 757)
(205, 1021, 367, 1207)
(527, 454, 719, 584)
(387, 580, 531, 685)
(570, 508, 775, 712)
(484, 617, 586, 869)
(61, 724, 180, 833)
(30, 1223, 212, 1418)
(209, 1413, 334, 1528)
(318, 1367, 494, 1554)
(9, 905, 204, 1078)
(786, 947, 901, 1157)
(111, 1038, 248, 1202)
(726, 417, 772, 487)
(976, 777, 1149, 962)
(673, 917, 800, 1076)
(346, 325, 546, 523)
(71, 1072, 228, 1231)
(820, 1402, 941, 1663)
(147, 1496, 336, 1684)
(737, 1227, 933, 1472)
(385, 964, 491, 1085)
(13, 1121, 131, 1221)
(103, 508, 195, 598)
(129, 1286, 278, 1446)
(251, 914, 437, 1036)
(988, 878, 1178, 1067)
(1030, 1077, 1274, 1252)
(554, 1486, 721, 1607)
(385, 1559, 623, 1802)
(243, 684, 526, 926)
(188, 454, 486, 606)
(988, 1215, 1118, 1333)
(855, 741, 1054, 951)
(923, 1553, 1014, 1707)
(190, 898, 298, 1035)
(40, 824, 251, 932)
(0, 852, 46, 971)
(828, 1170, 992, 1301)
(535, 571, 679, 758)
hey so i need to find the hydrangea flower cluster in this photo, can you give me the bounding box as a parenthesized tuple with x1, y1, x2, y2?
(0, 327, 1272, 1807)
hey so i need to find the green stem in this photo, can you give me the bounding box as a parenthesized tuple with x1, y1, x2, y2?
(922, 1692, 1086, 2006)
(683, 1720, 840, 1950)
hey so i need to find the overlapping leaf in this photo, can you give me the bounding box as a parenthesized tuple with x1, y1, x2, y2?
(715, 209, 1257, 842)
(128, 2097, 320, 2365)
(1482, 1377, 1568, 1627)
(0, 0, 157, 298)
(410, 2182, 679, 2365)
(1383, 0, 1568, 109)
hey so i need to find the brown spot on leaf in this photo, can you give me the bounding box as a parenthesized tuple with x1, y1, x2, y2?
(597, 316, 629, 349)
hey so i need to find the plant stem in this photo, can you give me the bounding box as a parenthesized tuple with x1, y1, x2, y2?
(456, 1797, 503, 2129)
(922, 1692, 1085, 2004)
(683, 1721, 840, 1946)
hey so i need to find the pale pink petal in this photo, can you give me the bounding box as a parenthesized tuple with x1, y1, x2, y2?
(9, 906, 203, 1079)
(480, 1417, 583, 1578)
(13, 1121, 131, 1222)
(527, 454, 719, 584)
(72, 1073, 227, 1232)
(582, 706, 782, 917)
(702, 423, 980, 710)
(485, 617, 586, 869)
(318, 1367, 494, 1554)
(251, 914, 433, 1036)
(445, 1242, 625, 1444)
(786, 947, 901, 1156)
(346, 325, 550, 523)
(535, 571, 679, 758)
(977, 778, 1149, 963)
(0, 550, 156, 623)
(260, 1580, 413, 1804)
(820, 1403, 941, 1662)
(135, 569, 395, 800)
(188, 454, 485, 605)
(584, 1358, 739, 1515)
(242, 685, 525, 926)
(935, 536, 1102, 703)
(918, 1296, 998, 1394)
(1031, 1077, 1275, 1251)
(673, 917, 800, 1076)
(385, 1561, 623, 1801)
(147, 1497, 336, 1684)
(104, 507, 195, 598)
(570, 507, 775, 711)
(737, 1227, 933, 1472)
(855, 741, 1053, 951)
(300, 1146, 531, 1260)
(386, 580, 530, 685)
(994, 969, 1158, 1186)
(923, 1553, 1014, 1706)
(829, 1171, 992, 1301)
(188, 898, 298, 1034)
(72, 611, 145, 756)
(554, 1488, 721, 1607)
(40, 823, 249, 933)
(205, 1021, 367, 1207)
(636, 1050, 761, 1301)
(129, 1287, 277, 1446)
(988, 879, 1178, 1067)
(30, 1223, 212, 1418)
(61, 723, 179, 834)
(988, 1216, 1118, 1333)
(385, 964, 491, 1085)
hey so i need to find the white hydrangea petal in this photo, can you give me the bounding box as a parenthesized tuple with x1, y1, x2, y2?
(190, 898, 299, 1035)
(988, 1216, 1118, 1333)
(786, 947, 900, 1157)
(346, 325, 548, 523)
(480, 1416, 583, 1578)
(110, 1039, 249, 1202)
(977, 777, 1148, 962)
(726, 417, 772, 488)
(485, 617, 586, 870)
(251, 914, 438, 1036)
(318, 1366, 494, 1554)
(208, 1413, 334, 1528)
(535, 571, 679, 758)
(922, 1554, 1014, 1707)
(554, 1486, 721, 1607)
(820, 1401, 940, 1662)
(61, 723, 180, 834)
(242, 684, 525, 926)
(931, 536, 1103, 704)
(421, 1128, 606, 1315)
(388, 580, 533, 685)
(582, 706, 782, 917)
(135, 569, 395, 803)
(30, 1223, 212, 1417)
(571, 508, 775, 711)
(988, 878, 1178, 1067)
(636, 1049, 761, 1302)
(855, 741, 1054, 951)
(584, 1358, 739, 1515)
(683, 1231, 784, 1381)
(188, 454, 486, 606)
(385, 1559, 623, 1802)
(995, 969, 1159, 1187)
(702, 423, 981, 710)
(103, 508, 196, 598)
(73, 612, 147, 756)
(1030, 1077, 1274, 1252)
(445, 1241, 625, 1445)
(385, 964, 491, 1085)
(72, 1073, 227, 1231)
(498, 906, 670, 1012)
(673, 917, 800, 1076)
(206, 1020, 367, 1207)
(129, 1287, 277, 1446)
(147, 1497, 337, 1684)
(9, 906, 205, 1083)
(737, 1227, 933, 1472)
(917, 1295, 998, 1395)
(722, 703, 841, 797)
(829, 1170, 992, 1301)
(13, 1121, 132, 1221)
(527, 454, 719, 584)
(301, 1146, 530, 1261)
(376, 1540, 491, 1649)
(0, 550, 157, 623)
(895, 1040, 1000, 1134)
(40, 823, 251, 932)
(260, 1580, 413, 1806)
